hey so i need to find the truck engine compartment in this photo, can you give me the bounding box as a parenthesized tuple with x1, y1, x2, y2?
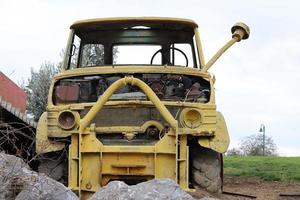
(53, 73, 210, 104)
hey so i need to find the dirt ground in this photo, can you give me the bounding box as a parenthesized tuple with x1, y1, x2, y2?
(191, 176, 300, 200)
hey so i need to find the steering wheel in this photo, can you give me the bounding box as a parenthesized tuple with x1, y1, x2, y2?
(150, 47, 189, 67)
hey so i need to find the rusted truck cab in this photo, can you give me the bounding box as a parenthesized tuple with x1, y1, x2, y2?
(36, 17, 249, 199)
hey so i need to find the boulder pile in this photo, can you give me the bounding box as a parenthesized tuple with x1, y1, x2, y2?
(90, 179, 196, 200)
(0, 153, 217, 200)
(0, 153, 77, 200)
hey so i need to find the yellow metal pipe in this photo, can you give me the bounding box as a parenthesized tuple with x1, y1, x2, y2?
(80, 76, 178, 132)
(130, 77, 178, 129)
(201, 22, 250, 72)
(201, 37, 238, 72)
(80, 78, 126, 132)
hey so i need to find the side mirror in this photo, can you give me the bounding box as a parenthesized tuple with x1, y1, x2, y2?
(231, 23, 250, 42)
(201, 22, 250, 72)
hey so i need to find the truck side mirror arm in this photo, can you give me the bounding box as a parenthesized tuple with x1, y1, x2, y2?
(201, 22, 250, 72)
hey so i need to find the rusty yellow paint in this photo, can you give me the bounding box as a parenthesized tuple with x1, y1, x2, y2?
(80, 76, 178, 132)
(198, 112, 229, 153)
(41, 74, 222, 198)
(180, 108, 202, 129)
(201, 38, 238, 72)
(62, 75, 194, 199)
(48, 96, 216, 110)
(68, 119, 183, 199)
(194, 27, 206, 68)
(35, 18, 251, 199)
(61, 29, 74, 72)
(36, 112, 65, 154)
(57, 110, 80, 130)
(55, 65, 211, 82)
(94, 121, 164, 134)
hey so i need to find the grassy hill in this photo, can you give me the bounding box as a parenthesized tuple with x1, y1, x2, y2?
(224, 156, 300, 182)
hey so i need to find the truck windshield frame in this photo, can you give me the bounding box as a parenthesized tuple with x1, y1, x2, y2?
(66, 27, 199, 69)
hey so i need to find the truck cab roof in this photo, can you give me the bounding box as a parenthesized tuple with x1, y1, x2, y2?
(70, 17, 198, 31)
(65, 17, 201, 69)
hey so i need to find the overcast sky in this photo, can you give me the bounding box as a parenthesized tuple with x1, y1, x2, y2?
(1, 0, 299, 156)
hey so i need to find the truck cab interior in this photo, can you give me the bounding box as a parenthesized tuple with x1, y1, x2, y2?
(67, 18, 200, 68)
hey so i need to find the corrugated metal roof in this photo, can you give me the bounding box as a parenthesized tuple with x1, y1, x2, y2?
(0, 97, 37, 128)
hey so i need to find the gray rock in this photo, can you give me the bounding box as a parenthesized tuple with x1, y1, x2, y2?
(0, 153, 217, 200)
(90, 179, 196, 200)
(0, 153, 78, 200)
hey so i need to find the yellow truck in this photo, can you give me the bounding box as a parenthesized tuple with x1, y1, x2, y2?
(36, 17, 249, 199)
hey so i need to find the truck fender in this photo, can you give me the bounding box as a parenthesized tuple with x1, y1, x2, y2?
(198, 111, 230, 153)
(36, 112, 65, 154)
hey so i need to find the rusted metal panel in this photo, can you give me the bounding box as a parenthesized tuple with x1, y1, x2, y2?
(0, 71, 26, 113)
(55, 85, 80, 104)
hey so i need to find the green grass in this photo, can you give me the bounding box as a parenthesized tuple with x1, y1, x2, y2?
(224, 156, 300, 182)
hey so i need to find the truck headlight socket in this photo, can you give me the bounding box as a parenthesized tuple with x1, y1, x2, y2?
(58, 110, 77, 130)
(180, 108, 202, 129)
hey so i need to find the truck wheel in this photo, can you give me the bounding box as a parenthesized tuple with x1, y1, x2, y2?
(38, 151, 67, 184)
(191, 145, 222, 193)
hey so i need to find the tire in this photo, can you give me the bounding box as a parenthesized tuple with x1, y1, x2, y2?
(38, 151, 68, 185)
(191, 145, 222, 193)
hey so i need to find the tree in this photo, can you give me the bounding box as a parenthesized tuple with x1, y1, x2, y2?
(80, 44, 105, 66)
(239, 134, 277, 156)
(24, 62, 59, 121)
(25, 46, 118, 121)
(70, 44, 118, 68)
(227, 147, 243, 156)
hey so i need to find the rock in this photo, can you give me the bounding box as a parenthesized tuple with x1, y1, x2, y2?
(90, 179, 196, 200)
(0, 153, 218, 200)
(0, 153, 78, 200)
